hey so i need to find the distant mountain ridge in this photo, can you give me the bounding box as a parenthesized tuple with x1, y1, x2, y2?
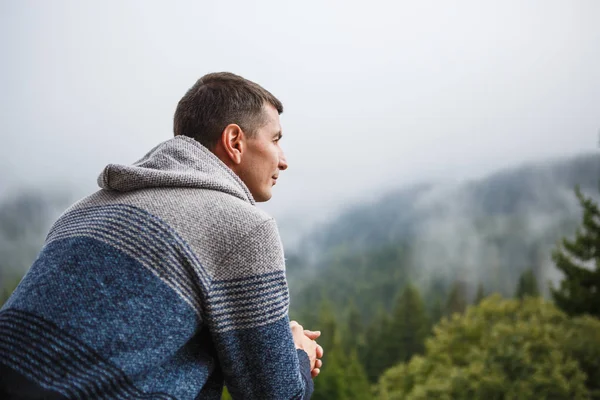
(287, 152, 600, 318)
(293, 152, 599, 258)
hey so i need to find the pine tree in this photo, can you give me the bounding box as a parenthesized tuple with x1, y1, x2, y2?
(362, 304, 391, 382)
(312, 344, 346, 400)
(343, 350, 373, 400)
(343, 300, 364, 353)
(388, 284, 429, 364)
(515, 269, 540, 299)
(474, 283, 486, 304)
(445, 280, 468, 316)
(312, 299, 346, 400)
(551, 186, 600, 318)
(428, 292, 445, 327)
(316, 298, 338, 353)
(313, 343, 372, 400)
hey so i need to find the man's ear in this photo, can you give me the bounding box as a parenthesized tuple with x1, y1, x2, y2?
(219, 124, 245, 165)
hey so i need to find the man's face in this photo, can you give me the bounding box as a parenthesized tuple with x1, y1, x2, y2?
(238, 104, 288, 202)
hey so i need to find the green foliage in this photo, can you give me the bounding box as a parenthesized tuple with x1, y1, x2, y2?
(360, 285, 430, 384)
(344, 350, 373, 400)
(362, 305, 392, 382)
(563, 316, 600, 398)
(514, 269, 540, 299)
(315, 299, 339, 353)
(313, 346, 372, 400)
(474, 283, 486, 304)
(428, 291, 445, 327)
(551, 186, 600, 318)
(312, 344, 347, 400)
(290, 244, 411, 327)
(376, 295, 600, 399)
(388, 284, 429, 364)
(312, 299, 345, 399)
(444, 280, 468, 317)
(342, 300, 364, 353)
(312, 302, 372, 400)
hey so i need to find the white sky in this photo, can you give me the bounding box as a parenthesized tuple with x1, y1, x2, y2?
(1, 0, 599, 223)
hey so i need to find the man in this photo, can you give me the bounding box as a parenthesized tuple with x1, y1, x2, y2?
(0, 72, 322, 399)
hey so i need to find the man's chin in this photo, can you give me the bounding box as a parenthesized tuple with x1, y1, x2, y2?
(254, 190, 272, 203)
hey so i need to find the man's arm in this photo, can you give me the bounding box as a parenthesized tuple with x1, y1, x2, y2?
(206, 219, 315, 399)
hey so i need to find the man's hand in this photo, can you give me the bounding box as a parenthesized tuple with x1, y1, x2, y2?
(303, 329, 323, 378)
(290, 321, 323, 378)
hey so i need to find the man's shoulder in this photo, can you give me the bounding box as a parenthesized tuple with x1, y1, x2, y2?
(59, 187, 278, 268)
(67, 186, 272, 225)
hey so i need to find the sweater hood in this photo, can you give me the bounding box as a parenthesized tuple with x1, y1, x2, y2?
(98, 136, 255, 205)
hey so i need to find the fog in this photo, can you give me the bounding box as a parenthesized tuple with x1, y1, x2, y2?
(410, 181, 581, 295)
(1, 0, 599, 226)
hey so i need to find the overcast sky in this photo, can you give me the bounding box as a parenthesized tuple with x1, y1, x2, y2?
(1, 0, 599, 223)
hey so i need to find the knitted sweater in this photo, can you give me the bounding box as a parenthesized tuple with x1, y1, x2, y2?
(0, 136, 313, 399)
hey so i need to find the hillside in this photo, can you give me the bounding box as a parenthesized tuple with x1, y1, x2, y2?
(287, 152, 599, 322)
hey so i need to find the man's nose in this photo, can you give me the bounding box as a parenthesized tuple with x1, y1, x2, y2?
(278, 152, 288, 171)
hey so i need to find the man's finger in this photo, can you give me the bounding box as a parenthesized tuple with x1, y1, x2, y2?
(311, 368, 321, 378)
(303, 330, 321, 339)
(314, 359, 322, 369)
(289, 321, 304, 332)
(316, 345, 324, 359)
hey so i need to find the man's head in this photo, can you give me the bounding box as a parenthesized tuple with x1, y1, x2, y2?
(174, 72, 288, 202)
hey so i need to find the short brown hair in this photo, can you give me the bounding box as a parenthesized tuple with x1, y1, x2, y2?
(173, 72, 283, 149)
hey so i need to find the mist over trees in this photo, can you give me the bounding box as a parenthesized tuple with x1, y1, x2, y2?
(0, 189, 72, 300)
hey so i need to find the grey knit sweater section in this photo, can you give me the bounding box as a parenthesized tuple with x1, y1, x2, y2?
(96, 135, 281, 288)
